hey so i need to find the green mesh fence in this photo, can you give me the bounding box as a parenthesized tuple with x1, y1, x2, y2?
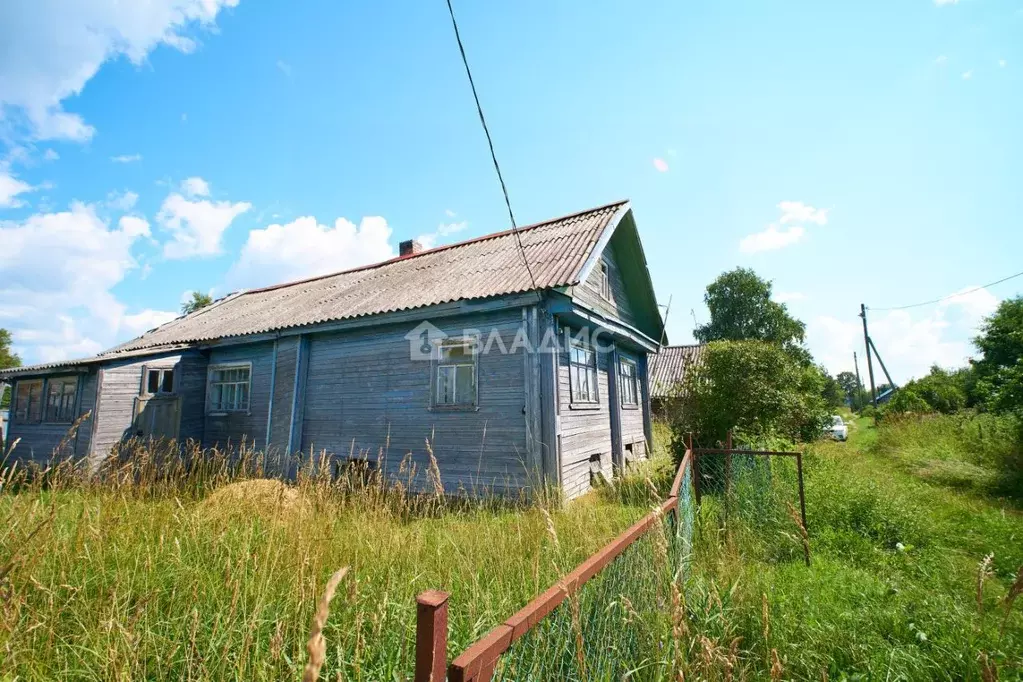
(696, 452, 807, 564)
(489, 465, 695, 681)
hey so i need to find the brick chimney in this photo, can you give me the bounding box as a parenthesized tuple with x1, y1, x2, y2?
(399, 239, 422, 257)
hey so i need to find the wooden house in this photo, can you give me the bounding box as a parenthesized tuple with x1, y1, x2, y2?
(0, 201, 664, 500)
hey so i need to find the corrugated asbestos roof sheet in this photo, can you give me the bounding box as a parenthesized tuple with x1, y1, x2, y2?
(649, 344, 705, 398)
(1, 200, 627, 378)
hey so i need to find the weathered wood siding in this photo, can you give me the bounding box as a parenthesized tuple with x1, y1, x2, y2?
(557, 326, 614, 500)
(89, 351, 206, 465)
(203, 343, 274, 451)
(617, 349, 648, 461)
(300, 309, 531, 493)
(575, 242, 637, 327)
(267, 337, 298, 455)
(5, 372, 98, 464)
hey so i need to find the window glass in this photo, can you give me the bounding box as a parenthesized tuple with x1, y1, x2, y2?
(599, 261, 611, 300)
(620, 359, 638, 406)
(45, 377, 78, 423)
(147, 370, 161, 394)
(569, 342, 598, 403)
(161, 370, 174, 394)
(435, 340, 476, 407)
(15, 379, 44, 423)
(208, 365, 251, 412)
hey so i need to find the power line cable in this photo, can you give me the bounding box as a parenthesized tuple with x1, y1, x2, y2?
(444, 0, 540, 295)
(868, 269, 1023, 311)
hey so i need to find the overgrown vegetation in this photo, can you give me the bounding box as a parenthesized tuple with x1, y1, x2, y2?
(668, 339, 831, 452)
(0, 327, 19, 410)
(0, 439, 653, 680)
(684, 416, 1023, 680)
(667, 268, 833, 460)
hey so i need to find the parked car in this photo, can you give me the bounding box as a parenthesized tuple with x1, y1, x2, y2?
(827, 415, 848, 441)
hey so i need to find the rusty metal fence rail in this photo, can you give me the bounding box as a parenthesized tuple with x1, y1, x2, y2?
(413, 449, 695, 682)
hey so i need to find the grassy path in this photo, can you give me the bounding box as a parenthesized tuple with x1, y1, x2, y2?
(689, 416, 1023, 680)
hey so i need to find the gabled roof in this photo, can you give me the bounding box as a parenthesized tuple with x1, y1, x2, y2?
(3, 200, 643, 378)
(649, 344, 705, 398)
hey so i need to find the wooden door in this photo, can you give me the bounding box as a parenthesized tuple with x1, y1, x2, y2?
(133, 396, 181, 441)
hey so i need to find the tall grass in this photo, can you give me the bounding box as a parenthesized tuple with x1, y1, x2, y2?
(873, 411, 1023, 499)
(0, 438, 649, 680)
(680, 415, 1023, 680)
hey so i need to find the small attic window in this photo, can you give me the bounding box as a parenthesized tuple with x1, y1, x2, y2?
(599, 261, 611, 301)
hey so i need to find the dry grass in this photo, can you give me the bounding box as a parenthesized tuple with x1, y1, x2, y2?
(0, 437, 651, 680)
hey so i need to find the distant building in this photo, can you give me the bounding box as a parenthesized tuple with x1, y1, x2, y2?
(648, 344, 705, 418)
(1, 201, 667, 500)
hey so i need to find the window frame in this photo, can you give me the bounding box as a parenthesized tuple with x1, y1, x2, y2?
(568, 339, 600, 407)
(143, 366, 177, 397)
(619, 357, 639, 409)
(430, 336, 479, 411)
(598, 260, 611, 301)
(44, 376, 79, 424)
(205, 362, 253, 415)
(13, 378, 44, 424)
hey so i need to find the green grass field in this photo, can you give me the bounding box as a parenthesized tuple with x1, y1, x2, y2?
(687, 415, 1023, 680)
(1, 414, 1021, 681)
(0, 451, 661, 681)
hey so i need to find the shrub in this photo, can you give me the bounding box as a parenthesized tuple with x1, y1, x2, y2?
(666, 340, 830, 462)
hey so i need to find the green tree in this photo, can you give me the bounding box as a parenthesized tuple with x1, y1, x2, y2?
(836, 371, 860, 397)
(972, 296, 1023, 413)
(0, 328, 21, 409)
(906, 365, 967, 414)
(694, 268, 810, 363)
(181, 291, 214, 315)
(820, 368, 844, 410)
(667, 340, 830, 461)
(883, 386, 930, 415)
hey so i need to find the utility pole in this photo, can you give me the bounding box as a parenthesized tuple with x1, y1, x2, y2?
(859, 304, 878, 409)
(853, 351, 863, 410)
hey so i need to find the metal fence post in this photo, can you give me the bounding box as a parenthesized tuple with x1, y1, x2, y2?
(415, 590, 449, 682)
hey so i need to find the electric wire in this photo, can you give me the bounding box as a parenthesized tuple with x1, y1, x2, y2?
(868, 269, 1023, 311)
(444, 0, 540, 295)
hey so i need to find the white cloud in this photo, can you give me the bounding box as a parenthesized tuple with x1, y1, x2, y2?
(121, 309, 178, 336)
(653, 158, 669, 173)
(0, 170, 33, 208)
(111, 154, 142, 164)
(935, 55, 948, 65)
(276, 59, 292, 77)
(416, 220, 469, 250)
(108, 190, 139, 211)
(157, 180, 251, 259)
(0, 0, 239, 142)
(962, 70, 973, 80)
(227, 215, 395, 289)
(181, 176, 210, 197)
(934, 0, 959, 5)
(445, 209, 457, 218)
(739, 201, 828, 254)
(43, 149, 60, 161)
(808, 289, 999, 384)
(0, 201, 173, 363)
(118, 215, 151, 238)
(739, 225, 805, 253)
(773, 291, 807, 304)
(778, 201, 828, 226)
(999, 59, 1007, 68)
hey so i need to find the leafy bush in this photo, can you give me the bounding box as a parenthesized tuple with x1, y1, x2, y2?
(666, 340, 831, 461)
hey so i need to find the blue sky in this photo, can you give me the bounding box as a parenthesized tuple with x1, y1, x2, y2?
(1, 0, 1021, 382)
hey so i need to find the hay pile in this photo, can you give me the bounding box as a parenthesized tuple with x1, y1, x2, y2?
(198, 479, 311, 522)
